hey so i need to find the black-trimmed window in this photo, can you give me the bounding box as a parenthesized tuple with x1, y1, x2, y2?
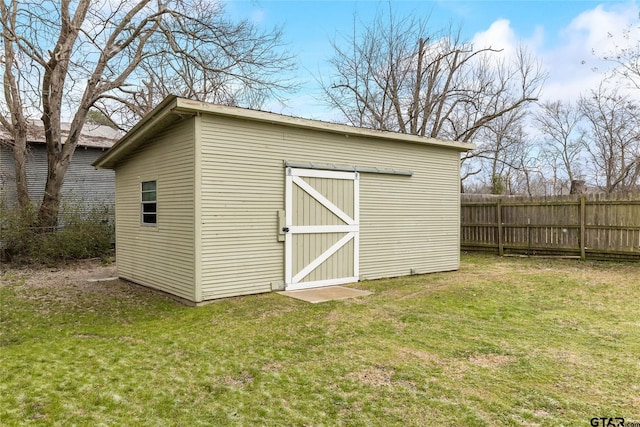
(141, 181, 157, 225)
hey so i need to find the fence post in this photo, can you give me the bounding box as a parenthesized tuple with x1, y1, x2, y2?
(497, 198, 504, 256)
(580, 195, 586, 260)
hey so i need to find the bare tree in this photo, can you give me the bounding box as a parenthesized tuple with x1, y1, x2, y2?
(321, 9, 546, 185)
(0, 0, 295, 227)
(534, 101, 585, 187)
(579, 85, 640, 193)
(600, 20, 640, 90)
(472, 108, 531, 194)
(0, 2, 30, 210)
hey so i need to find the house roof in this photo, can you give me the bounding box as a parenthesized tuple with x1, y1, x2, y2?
(0, 121, 120, 149)
(93, 95, 475, 169)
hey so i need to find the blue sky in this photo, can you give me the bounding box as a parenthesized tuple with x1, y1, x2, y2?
(225, 1, 640, 119)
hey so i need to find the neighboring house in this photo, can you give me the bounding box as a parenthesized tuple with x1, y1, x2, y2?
(0, 122, 119, 216)
(94, 96, 474, 304)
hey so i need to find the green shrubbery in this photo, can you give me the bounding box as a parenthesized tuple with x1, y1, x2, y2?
(0, 201, 114, 265)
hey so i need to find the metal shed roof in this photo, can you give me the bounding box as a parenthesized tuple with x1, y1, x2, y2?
(0, 121, 120, 149)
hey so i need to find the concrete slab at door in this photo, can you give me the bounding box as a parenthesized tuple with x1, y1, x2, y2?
(278, 286, 372, 303)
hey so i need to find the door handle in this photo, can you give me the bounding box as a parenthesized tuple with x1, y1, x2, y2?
(282, 227, 290, 233)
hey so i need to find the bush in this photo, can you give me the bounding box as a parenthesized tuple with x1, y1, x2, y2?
(0, 201, 114, 265)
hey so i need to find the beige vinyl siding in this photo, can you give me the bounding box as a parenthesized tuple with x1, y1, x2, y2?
(114, 119, 196, 301)
(359, 171, 460, 278)
(199, 115, 461, 299)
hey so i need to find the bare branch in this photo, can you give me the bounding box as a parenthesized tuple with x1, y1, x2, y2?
(320, 7, 546, 191)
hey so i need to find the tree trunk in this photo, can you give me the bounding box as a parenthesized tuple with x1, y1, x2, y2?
(38, 157, 70, 229)
(2, 2, 31, 212)
(570, 180, 586, 195)
(11, 133, 31, 211)
(37, 123, 66, 228)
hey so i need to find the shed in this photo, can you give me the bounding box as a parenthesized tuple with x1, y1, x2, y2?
(94, 96, 474, 304)
(0, 122, 118, 215)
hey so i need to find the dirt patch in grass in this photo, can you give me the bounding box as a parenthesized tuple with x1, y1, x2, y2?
(2, 259, 116, 289)
(347, 366, 394, 387)
(261, 362, 285, 373)
(220, 372, 254, 387)
(0, 259, 168, 313)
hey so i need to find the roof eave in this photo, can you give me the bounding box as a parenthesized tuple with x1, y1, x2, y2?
(93, 95, 179, 169)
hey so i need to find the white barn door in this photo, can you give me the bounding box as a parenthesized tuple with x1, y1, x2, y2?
(284, 168, 359, 290)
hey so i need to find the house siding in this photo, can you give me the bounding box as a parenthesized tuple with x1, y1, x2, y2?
(114, 119, 196, 301)
(0, 144, 114, 214)
(199, 115, 461, 300)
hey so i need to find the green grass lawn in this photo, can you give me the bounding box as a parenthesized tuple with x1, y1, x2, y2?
(1, 253, 639, 426)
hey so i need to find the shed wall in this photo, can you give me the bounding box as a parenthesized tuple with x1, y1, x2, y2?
(199, 115, 461, 300)
(114, 120, 196, 301)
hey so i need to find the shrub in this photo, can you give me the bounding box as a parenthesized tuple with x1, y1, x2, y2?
(0, 201, 114, 265)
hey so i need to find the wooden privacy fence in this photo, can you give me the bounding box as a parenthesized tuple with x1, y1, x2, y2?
(461, 193, 640, 260)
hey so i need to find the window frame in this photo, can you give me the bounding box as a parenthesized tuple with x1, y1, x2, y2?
(141, 180, 157, 226)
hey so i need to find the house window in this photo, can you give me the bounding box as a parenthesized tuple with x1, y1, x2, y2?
(141, 181, 157, 225)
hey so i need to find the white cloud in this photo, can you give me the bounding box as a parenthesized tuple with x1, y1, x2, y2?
(472, 2, 640, 103)
(540, 2, 640, 102)
(471, 19, 545, 55)
(472, 19, 518, 54)
(567, 3, 638, 56)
